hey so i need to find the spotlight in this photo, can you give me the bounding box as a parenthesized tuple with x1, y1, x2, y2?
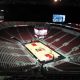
(54, 0, 61, 2)
(54, 0, 58, 2)
(1, 10, 4, 12)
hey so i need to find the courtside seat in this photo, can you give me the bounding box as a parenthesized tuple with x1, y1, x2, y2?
(52, 34, 75, 48)
(60, 37, 80, 53)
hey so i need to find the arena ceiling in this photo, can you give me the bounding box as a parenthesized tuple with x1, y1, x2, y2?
(0, 0, 80, 7)
(0, 0, 80, 22)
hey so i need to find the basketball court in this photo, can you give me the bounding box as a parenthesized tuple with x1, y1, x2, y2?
(25, 41, 64, 63)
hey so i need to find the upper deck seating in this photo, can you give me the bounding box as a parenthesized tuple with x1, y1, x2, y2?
(60, 37, 80, 53)
(46, 31, 66, 43)
(52, 34, 75, 48)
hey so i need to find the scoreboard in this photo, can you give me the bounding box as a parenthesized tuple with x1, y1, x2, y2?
(52, 14, 66, 22)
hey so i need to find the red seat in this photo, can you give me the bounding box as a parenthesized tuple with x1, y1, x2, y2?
(46, 31, 66, 43)
(52, 34, 75, 48)
(60, 37, 80, 53)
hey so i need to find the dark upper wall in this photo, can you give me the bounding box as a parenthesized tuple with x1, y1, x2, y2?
(4, 4, 80, 23)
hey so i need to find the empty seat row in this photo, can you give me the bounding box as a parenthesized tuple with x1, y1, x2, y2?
(60, 37, 80, 53)
(55, 62, 80, 71)
(69, 53, 80, 64)
(0, 53, 34, 70)
(52, 34, 75, 48)
(0, 40, 20, 48)
(46, 31, 67, 43)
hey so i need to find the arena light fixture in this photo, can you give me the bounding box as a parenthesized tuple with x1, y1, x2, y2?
(1, 9, 4, 12)
(53, 0, 61, 3)
(54, 0, 58, 2)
